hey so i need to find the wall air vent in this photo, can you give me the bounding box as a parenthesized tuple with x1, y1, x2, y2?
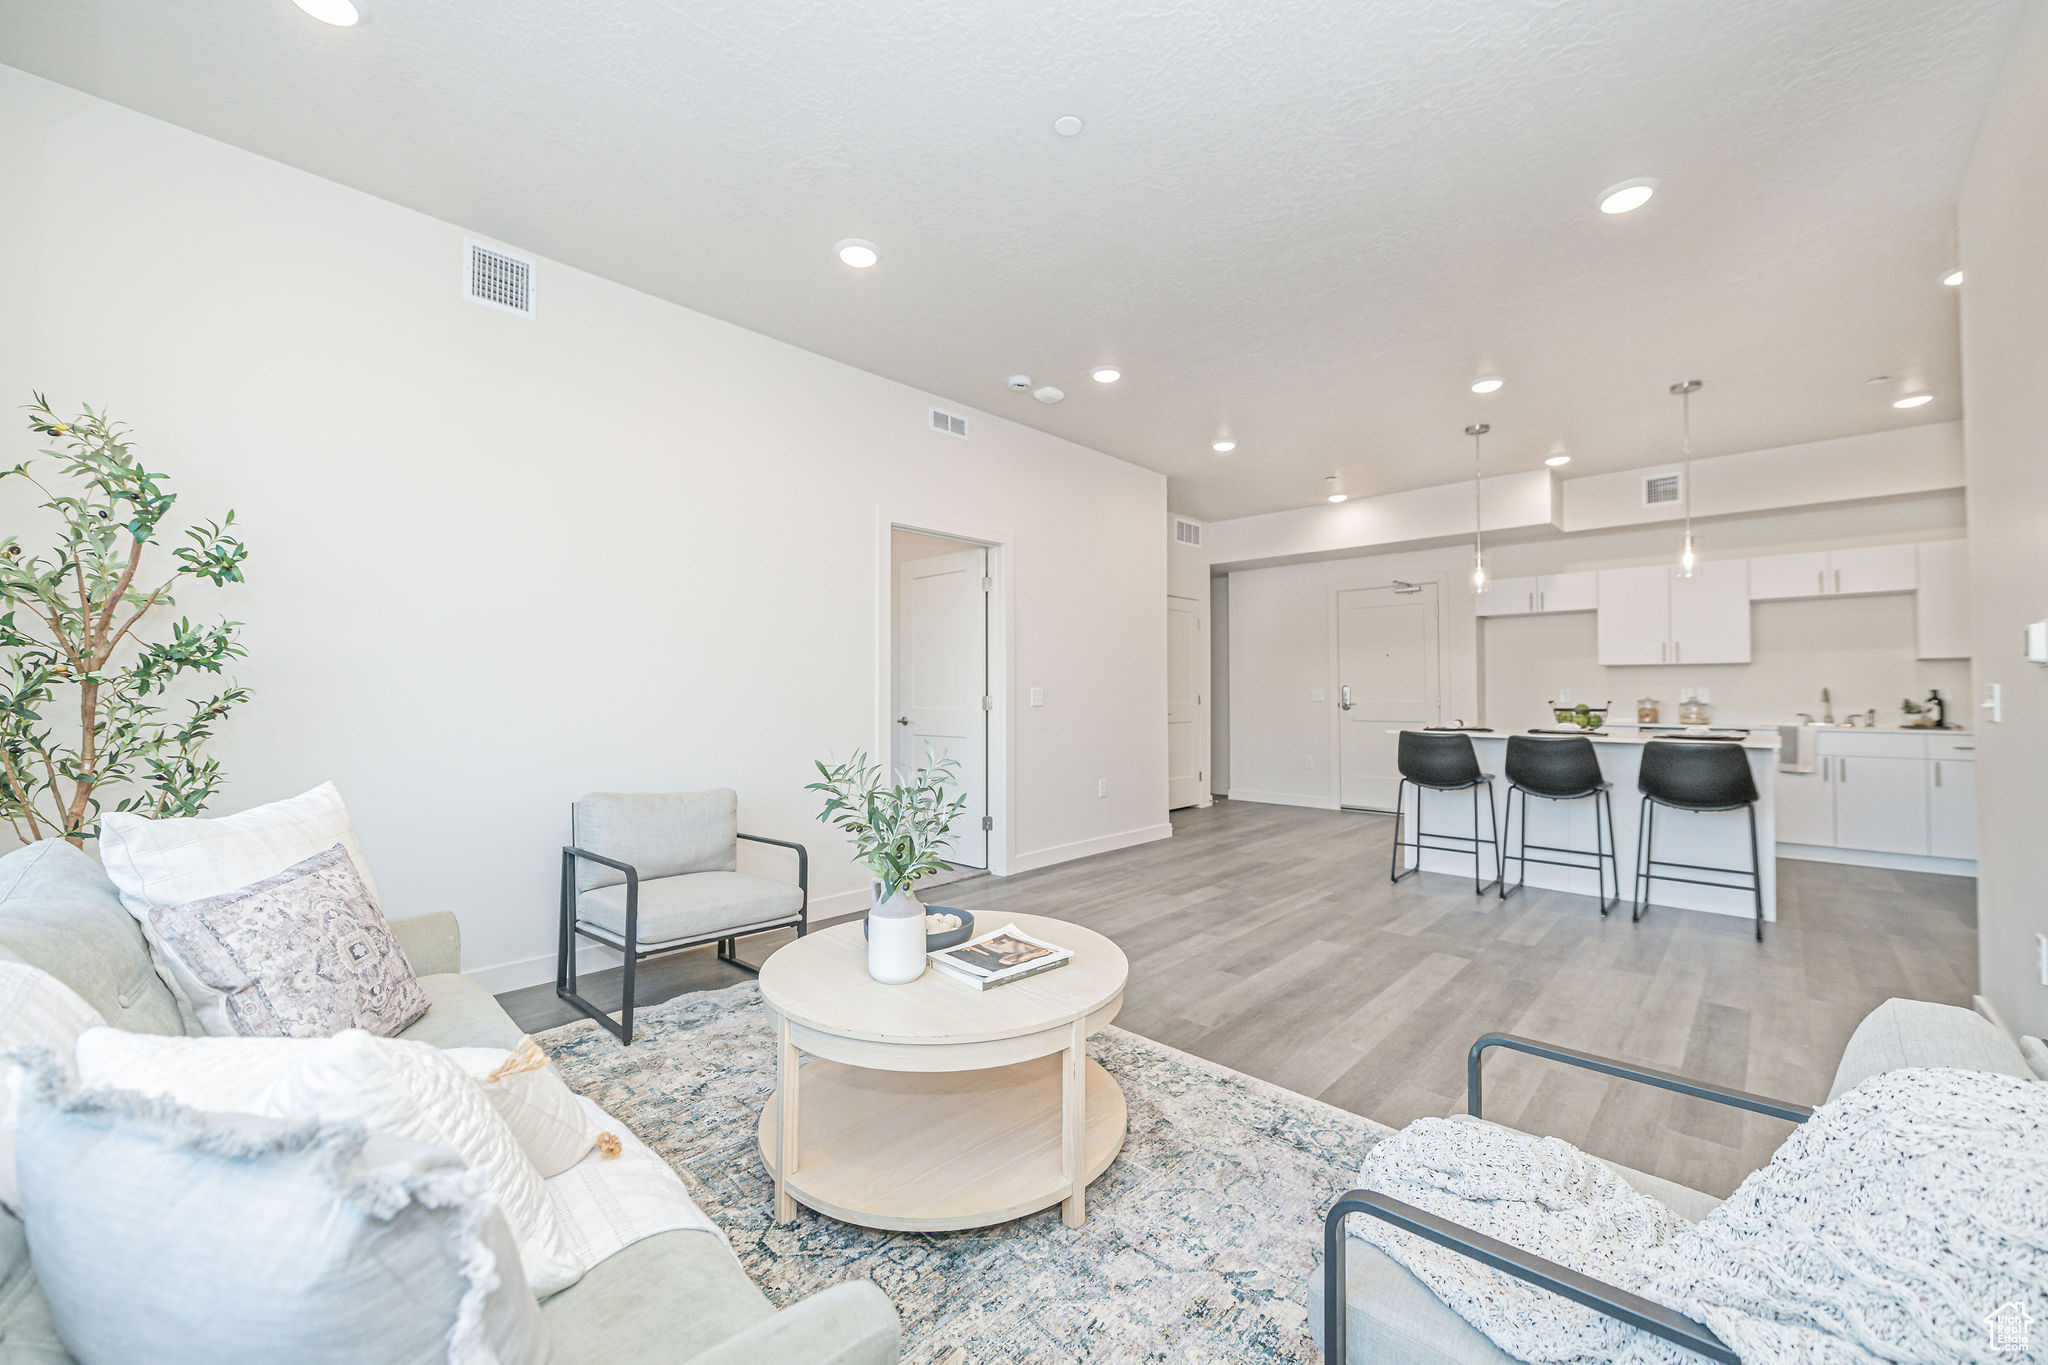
(1173, 518, 1203, 546)
(1643, 473, 1682, 507)
(464, 238, 536, 318)
(929, 407, 969, 439)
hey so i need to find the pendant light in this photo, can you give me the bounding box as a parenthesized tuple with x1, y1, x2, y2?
(1670, 380, 1702, 578)
(1466, 423, 1490, 591)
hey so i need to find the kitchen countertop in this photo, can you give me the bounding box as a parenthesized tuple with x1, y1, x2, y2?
(1392, 727, 1779, 750)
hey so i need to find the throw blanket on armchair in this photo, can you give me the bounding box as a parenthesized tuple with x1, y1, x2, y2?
(1350, 1068, 2048, 1364)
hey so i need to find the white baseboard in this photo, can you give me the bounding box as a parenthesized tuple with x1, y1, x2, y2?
(1008, 822, 1173, 874)
(1777, 844, 1977, 878)
(464, 886, 870, 995)
(1222, 789, 1340, 811)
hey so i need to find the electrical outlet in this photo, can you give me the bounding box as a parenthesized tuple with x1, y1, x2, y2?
(1697, 687, 1711, 703)
(1304, 754, 1315, 769)
(1097, 778, 1108, 798)
(1029, 687, 1045, 707)
(1982, 683, 2004, 724)
(1310, 689, 1325, 703)
(1557, 686, 1571, 705)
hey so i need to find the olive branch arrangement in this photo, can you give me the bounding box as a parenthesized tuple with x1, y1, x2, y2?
(0, 396, 250, 845)
(806, 749, 968, 902)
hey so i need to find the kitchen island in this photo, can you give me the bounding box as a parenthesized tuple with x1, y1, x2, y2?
(1392, 729, 1781, 923)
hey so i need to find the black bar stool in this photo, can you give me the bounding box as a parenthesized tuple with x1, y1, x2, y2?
(1501, 735, 1619, 912)
(1389, 731, 1500, 895)
(1634, 739, 1765, 940)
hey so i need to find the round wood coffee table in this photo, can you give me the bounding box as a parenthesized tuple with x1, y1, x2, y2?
(755, 912, 1128, 1231)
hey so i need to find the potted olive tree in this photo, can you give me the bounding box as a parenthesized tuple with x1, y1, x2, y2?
(806, 749, 966, 983)
(1, 396, 249, 845)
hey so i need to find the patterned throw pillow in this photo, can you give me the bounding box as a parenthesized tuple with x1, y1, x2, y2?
(147, 844, 429, 1038)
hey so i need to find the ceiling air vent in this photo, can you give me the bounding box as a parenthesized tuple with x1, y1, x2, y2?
(1643, 473, 1682, 507)
(929, 407, 968, 439)
(464, 238, 535, 318)
(1173, 518, 1203, 547)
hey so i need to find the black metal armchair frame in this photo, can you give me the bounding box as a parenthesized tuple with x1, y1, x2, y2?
(1321, 1032, 1813, 1365)
(557, 832, 808, 1044)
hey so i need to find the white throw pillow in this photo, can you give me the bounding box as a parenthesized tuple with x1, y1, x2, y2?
(74, 1026, 319, 1112)
(73, 1027, 585, 1297)
(447, 1040, 617, 1178)
(0, 963, 107, 1212)
(265, 1030, 584, 1296)
(97, 783, 382, 1028)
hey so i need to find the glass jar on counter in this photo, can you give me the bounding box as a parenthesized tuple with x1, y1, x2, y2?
(1636, 696, 1660, 724)
(1678, 696, 1711, 726)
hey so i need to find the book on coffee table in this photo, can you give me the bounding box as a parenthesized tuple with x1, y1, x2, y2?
(929, 922, 1072, 991)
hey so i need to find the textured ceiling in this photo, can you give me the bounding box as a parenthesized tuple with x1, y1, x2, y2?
(0, 1, 2022, 519)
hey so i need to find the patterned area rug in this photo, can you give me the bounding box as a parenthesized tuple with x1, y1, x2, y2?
(538, 981, 1389, 1364)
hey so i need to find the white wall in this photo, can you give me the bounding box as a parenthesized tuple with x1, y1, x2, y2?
(1226, 492, 1969, 804)
(1226, 544, 1479, 807)
(0, 68, 1169, 988)
(1959, 3, 2048, 1038)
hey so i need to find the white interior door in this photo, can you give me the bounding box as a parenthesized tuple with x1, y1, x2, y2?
(1167, 595, 1205, 810)
(894, 546, 988, 868)
(1337, 582, 1441, 810)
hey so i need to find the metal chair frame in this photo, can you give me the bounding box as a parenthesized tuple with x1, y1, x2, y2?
(1389, 776, 1502, 895)
(558, 832, 808, 1044)
(1501, 782, 1620, 913)
(1632, 797, 1765, 941)
(1321, 1033, 1813, 1365)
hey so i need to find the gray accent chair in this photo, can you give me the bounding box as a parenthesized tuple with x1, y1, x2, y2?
(1314, 999, 2040, 1365)
(560, 789, 807, 1044)
(0, 838, 895, 1365)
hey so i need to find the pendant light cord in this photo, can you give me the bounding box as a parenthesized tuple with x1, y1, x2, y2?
(1466, 423, 1489, 577)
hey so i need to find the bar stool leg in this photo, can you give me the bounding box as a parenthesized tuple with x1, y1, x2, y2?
(1498, 786, 1516, 900)
(1480, 779, 1502, 896)
(1747, 804, 1764, 942)
(1600, 788, 1620, 915)
(1389, 779, 1413, 884)
(1632, 799, 1652, 922)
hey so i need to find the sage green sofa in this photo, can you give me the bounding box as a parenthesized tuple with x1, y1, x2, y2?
(1310, 997, 2042, 1364)
(0, 838, 900, 1365)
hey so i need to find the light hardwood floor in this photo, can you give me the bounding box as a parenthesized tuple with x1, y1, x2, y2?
(500, 798, 1977, 1198)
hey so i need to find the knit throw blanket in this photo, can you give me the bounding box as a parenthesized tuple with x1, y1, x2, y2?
(1351, 1068, 2048, 1364)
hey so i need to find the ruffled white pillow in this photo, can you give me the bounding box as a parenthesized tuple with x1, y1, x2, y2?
(73, 1027, 585, 1297)
(445, 1039, 616, 1178)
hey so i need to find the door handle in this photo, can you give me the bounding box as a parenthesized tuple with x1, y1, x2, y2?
(1340, 685, 1354, 711)
(896, 716, 911, 726)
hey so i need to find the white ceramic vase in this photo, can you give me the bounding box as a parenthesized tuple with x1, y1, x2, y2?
(866, 879, 927, 984)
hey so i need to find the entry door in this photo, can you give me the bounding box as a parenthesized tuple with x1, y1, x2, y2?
(894, 547, 989, 868)
(1337, 583, 1442, 811)
(1167, 595, 1206, 810)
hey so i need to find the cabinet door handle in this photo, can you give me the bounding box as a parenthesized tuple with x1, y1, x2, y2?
(1935, 761, 1942, 788)
(1818, 568, 1825, 593)
(1528, 591, 1534, 612)
(1674, 640, 1682, 663)
(1834, 569, 1842, 592)
(1840, 758, 1847, 783)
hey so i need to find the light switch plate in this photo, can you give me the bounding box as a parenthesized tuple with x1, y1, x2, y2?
(1981, 682, 2003, 723)
(2026, 621, 2048, 664)
(1029, 687, 1045, 707)
(1310, 689, 1325, 703)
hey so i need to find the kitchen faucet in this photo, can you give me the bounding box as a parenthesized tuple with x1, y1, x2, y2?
(1820, 687, 1833, 724)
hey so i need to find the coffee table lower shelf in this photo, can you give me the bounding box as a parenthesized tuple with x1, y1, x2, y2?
(756, 1053, 1127, 1232)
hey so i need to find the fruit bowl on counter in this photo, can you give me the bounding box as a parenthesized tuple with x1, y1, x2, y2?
(1549, 702, 1610, 730)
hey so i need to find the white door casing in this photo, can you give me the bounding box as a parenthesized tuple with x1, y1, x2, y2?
(894, 546, 989, 869)
(1167, 596, 1206, 810)
(1337, 582, 1442, 811)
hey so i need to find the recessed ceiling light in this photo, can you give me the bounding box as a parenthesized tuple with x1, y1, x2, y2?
(1545, 454, 1571, 467)
(1090, 366, 1121, 384)
(834, 239, 879, 269)
(1942, 268, 1964, 287)
(1211, 440, 1236, 453)
(1596, 178, 1658, 214)
(1033, 385, 1064, 404)
(1327, 493, 1349, 504)
(1866, 375, 1893, 386)
(1054, 116, 1085, 137)
(1470, 376, 1504, 394)
(1893, 392, 1934, 409)
(1325, 476, 1346, 504)
(293, 0, 365, 24)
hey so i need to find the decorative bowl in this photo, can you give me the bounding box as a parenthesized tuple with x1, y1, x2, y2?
(863, 908, 975, 951)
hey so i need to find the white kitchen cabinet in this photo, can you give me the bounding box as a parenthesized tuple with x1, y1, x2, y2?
(1669, 559, 1751, 664)
(1474, 576, 1536, 616)
(1828, 544, 1916, 596)
(1930, 743, 1977, 860)
(1535, 571, 1598, 613)
(1748, 551, 1830, 600)
(1595, 565, 1672, 666)
(1832, 753, 1930, 855)
(1915, 540, 1972, 659)
(1774, 766, 1836, 846)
